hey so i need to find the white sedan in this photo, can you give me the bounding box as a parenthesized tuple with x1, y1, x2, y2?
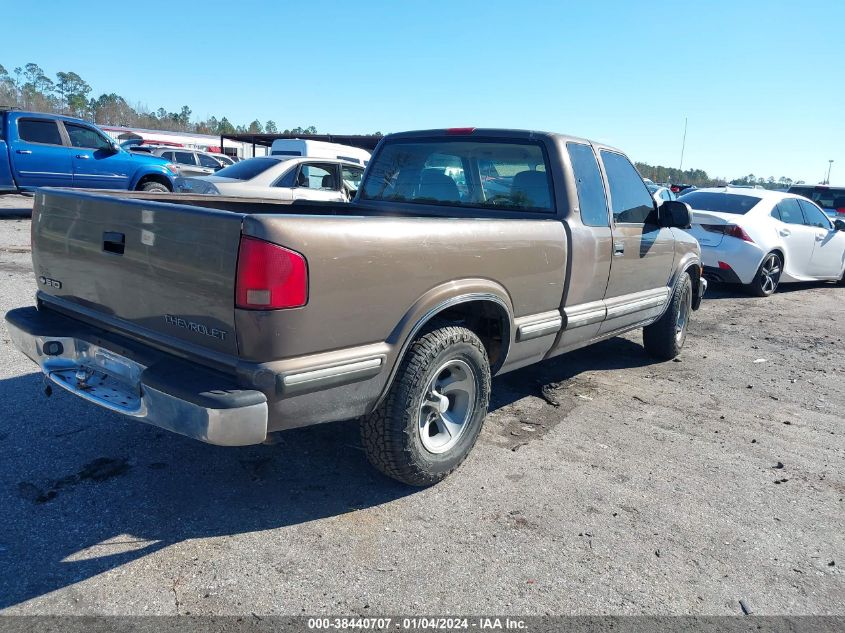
(682, 187, 845, 296)
(175, 156, 365, 202)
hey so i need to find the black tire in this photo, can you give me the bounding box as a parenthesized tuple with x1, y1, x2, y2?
(745, 252, 782, 297)
(361, 326, 491, 486)
(139, 181, 169, 193)
(643, 273, 692, 361)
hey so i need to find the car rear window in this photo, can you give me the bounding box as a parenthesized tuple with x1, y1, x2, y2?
(677, 191, 761, 214)
(788, 186, 845, 211)
(214, 157, 278, 180)
(360, 139, 553, 211)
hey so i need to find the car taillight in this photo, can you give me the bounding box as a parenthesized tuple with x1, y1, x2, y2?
(724, 224, 754, 243)
(235, 236, 307, 309)
(837, 208, 845, 215)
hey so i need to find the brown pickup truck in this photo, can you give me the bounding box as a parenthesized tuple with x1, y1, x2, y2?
(6, 128, 706, 485)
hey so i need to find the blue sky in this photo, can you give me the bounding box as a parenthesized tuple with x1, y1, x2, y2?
(3, 0, 842, 182)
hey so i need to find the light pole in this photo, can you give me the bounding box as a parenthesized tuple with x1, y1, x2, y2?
(826, 160, 833, 185)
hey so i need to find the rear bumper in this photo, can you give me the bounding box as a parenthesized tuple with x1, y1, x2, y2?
(702, 264, 743, 285)
(5, 306, 268, 446)
(699, 240, 764, 285)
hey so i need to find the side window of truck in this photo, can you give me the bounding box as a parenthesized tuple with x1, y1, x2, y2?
(18, 119, 63, 146)
(567, 143, 609, 227)
(600, 150, 655, 225)
(65, 123, 112, 150)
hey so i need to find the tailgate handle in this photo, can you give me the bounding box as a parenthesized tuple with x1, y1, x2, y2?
(103, 232, 125, 255)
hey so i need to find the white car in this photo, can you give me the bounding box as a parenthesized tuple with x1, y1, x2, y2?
(682, 187, 845, 296)
(175, 156, 365, 202)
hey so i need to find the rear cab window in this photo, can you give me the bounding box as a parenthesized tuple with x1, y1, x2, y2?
(678, 192, 762, 214)
(18, 119, 63, 146)
(360, 138, 553, 212)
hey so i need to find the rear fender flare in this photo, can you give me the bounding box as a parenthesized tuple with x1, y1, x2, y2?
(372, 280, 515, 409)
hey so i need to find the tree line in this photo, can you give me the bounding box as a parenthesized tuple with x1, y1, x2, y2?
(0, 61, 335, 136)
(635, 162, 804, 190)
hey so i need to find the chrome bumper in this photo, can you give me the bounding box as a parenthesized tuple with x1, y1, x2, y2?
(6, 308, 268, 446)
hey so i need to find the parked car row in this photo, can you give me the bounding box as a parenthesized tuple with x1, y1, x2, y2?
(682, 187, 845, 295)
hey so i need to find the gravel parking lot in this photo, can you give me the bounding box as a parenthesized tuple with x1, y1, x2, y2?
(0, 202, 842, 616)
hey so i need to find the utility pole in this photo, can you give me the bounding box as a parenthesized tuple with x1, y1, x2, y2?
(826, 160, 833, 185)
(679, 117, 688, 172)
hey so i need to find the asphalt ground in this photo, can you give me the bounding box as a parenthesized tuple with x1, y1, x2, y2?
(0, 199, 842, 615)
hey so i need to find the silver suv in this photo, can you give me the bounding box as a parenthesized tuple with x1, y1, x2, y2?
(142, 147, 226, 177)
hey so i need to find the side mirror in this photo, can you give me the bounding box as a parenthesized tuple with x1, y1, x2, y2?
(834, 219, 845, 232)
(658, 200, 692, 229)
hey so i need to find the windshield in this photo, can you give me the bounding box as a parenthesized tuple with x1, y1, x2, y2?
(213, 157, 278, 181)
(678, 191, 761, 214)
(360, 139, 553, 211)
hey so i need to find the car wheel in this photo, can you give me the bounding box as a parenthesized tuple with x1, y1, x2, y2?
(139, 181, 169, 193)
(643, 272, 692, 361)
(746, 252, 782, 297)
(360, 326, 491, 486)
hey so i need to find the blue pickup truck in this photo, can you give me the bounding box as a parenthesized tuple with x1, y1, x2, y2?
(0, 109, 176, 194)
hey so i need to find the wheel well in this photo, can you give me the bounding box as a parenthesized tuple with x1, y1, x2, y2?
(421, 299, 511, 372)
(135, 174, 172, 191)
(770, 248, 785, 269)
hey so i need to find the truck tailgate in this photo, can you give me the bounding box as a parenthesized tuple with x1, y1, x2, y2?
(32, 190, 243, 357)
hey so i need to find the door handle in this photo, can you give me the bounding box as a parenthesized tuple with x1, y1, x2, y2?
(779, 229, 791, 236)
(75, 154, 91, 159)
(102, 232, 125, 255)
(16, 149, 32, 155)
(613, 240, 625, 256)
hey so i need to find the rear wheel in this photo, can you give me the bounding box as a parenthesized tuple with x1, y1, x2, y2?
(139, 181, 169, 193)
(746, 252, 782, 297)
(360, 326, 491, 486)
(643, 272, 692, 360)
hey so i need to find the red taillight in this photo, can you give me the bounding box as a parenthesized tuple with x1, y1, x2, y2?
(718, 261, 733, 270)
(837, 208, 845, 215)
(235, 236, 307, 310)
(446, 127, 476, 135)
(724, 224, 754, 243)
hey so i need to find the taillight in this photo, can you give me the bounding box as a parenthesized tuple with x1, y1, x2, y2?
(235, 236, 307, 309)
(718, 261, 733, 270)
(446, 127, 476, 135)
(837, 208, 845, 215)
(724, 224, 754, 243)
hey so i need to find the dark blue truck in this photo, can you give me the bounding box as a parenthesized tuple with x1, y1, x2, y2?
(0, 109, 176, 194)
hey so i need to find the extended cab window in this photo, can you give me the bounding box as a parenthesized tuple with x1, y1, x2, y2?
(567, 142, 609, 227)
(360, 139, 553, 211)
(600, 150, 654, 224)
(65, 123, 112, 150)
(18, 119, 63, 146)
